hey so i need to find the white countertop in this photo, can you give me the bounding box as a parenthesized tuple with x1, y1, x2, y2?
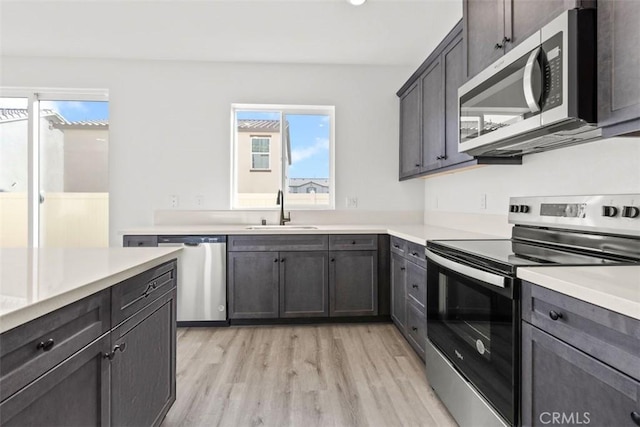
(518, 266, 640, 320)
(0, 247, 182, 333)
(120, 223, 498, 245)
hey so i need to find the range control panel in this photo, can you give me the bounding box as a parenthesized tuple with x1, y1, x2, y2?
(508, 194, 640, 236)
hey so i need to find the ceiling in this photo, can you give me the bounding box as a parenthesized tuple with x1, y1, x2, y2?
(0, 0, 462, 67)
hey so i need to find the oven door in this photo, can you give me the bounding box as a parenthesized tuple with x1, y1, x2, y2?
(426, 249, 518, 425)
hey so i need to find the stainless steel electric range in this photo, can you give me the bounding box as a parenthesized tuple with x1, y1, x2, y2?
(424, 194, 640, 427)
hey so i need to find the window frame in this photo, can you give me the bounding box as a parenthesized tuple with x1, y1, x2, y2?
(249, 136, 271, 171)
(230, 103, 335, 210)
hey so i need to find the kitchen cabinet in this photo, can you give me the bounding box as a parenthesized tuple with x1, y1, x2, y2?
(397, 21, 519, 180)
(228, 251, 280, 319)
(521, 281, 640, 426)
(463, 0, 592, 81)
(280, 251, 329, 318)
(329, 250, 378, 317)
(390, 237, 427, 360)
(598, 0, 640, 136)
(0, 259, 178, 427)
(111, 290, 177, 427)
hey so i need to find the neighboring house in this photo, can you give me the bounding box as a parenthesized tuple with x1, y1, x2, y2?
(288, 178, 329, 194)
(236, 119, 289, 195)
(0, 108, 108, 193)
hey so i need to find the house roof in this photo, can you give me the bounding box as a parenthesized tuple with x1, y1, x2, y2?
(237, 119, 280, 131)
(0, 108, 108, 129)
(289, 178, 329, 188)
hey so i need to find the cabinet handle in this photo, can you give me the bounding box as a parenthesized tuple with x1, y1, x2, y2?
(280, 258, 285, 263)
(412, 284, 419, 289)
(104, 343, 127, 360)
(351, 241, 357, 245)
(37, 339, 55, 352)
(393, 244, 400, 249)
(274, 258, 279, 262)
(549, 310, 563, 321)
(630, 412, 640, 426)
(410, 252, 419, 257)
(411, 326, 418, 332)
(415, 163, 421, 168)
(495, 36, 511, 49)
(331, 258, 335, 262)
(400, 267, 406, 271)
(436, 155, 448, 160)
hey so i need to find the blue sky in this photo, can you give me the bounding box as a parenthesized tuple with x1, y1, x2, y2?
(237, 111, 330, 179)
(44, 100, 109, 122)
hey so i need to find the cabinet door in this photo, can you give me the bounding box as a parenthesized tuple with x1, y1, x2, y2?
(442, 33, 473, 167)
(464, 0, 506, 80)
(598, 0, 640, 131)
(399, 81, 422, 179)
(0, 334, 110, 426)
(521, 322, 640, 427)
(279, 251, 329, 318)
(111, 290, 176, 427)
(390, 253, 407, 332)
(329, 251, 378, 317)
(420, 60, 445, 172)
(228, 251, 280, 319)
(506, 0, 580, 53)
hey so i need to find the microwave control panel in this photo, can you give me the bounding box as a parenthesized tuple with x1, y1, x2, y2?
(541, 32, 564, 111)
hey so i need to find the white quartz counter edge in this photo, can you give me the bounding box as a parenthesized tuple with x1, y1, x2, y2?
(517, 266, 640, 320)
(119, 224, 501, 245)
(1, 248, 182, 334)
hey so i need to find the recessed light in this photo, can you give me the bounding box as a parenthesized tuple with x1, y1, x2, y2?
(349, 0, 367, 5)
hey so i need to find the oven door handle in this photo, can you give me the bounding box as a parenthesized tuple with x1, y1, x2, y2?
(425, 249, 506, 288)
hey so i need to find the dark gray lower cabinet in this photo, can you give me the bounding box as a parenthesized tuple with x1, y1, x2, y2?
(329, 250, 378, 317)
(0, 334, 111, 426)
(111, 290, 176, 427)
(521, 322, 640, 427)
(280, 251, 329, 318)
(390, 252, 407, 330)
(228, 252, 279, 319)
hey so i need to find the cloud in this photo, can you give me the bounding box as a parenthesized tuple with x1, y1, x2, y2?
(291, 138, 329, 163)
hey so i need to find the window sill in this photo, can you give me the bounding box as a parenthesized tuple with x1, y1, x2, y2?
(250, 169, 272, 172)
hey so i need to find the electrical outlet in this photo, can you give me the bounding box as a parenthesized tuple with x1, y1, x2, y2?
(480, 193, 487, 210)
(195, 195, 204, 207)
(346, 197, 358, 209)
(170, 195, 179, 208)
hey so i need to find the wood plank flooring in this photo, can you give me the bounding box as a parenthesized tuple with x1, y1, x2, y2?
(162, 323, 457, 427)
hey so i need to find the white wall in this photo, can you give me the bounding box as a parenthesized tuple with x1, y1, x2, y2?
(424, 137, 640, 221)
(1, 56, 424, 245)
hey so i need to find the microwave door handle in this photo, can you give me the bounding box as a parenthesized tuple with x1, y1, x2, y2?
(425, 249, 506, 288)
(523, 47, 542, 113)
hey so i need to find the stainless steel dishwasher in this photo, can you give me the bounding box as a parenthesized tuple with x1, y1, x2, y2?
(158, 235, 227, 325)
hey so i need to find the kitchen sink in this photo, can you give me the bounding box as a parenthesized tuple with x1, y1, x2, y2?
(245, 225, 319, 230)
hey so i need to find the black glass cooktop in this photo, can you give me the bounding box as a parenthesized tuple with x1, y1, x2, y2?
(427, 239, 628, 276)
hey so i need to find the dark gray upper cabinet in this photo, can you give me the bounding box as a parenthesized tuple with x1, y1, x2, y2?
(279, 251, 329, 318)
(463, 0, 591, 81)
(420, 59, 444, 172)
(111, 290, 177, 427)
(399, 81, 422, 178)
(598, 0, 640, 136)
(521, 322, 640, 427)
(329, 250, 378, 317)
(0, 334, 111, 427)
(228, 251, 280, 319)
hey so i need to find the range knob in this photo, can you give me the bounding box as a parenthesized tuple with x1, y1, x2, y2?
(510, 205, 519, 213)
(519, 205, 530, 213)
(602, 206, 618, 217)
(622, 206, 640, 218)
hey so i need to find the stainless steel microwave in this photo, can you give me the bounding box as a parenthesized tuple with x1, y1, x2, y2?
(458, 9, 599, 157)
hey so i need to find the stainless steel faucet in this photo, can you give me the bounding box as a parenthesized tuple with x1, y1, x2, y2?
(276, 190, 291, 226)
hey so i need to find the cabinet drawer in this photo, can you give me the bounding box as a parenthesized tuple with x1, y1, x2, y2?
(406, 241, 426, 268)
(390, 236, 407, 256)
(329, 234, 378, 251)
(111, 260, 177, 327)
(406, 261, 426, 311)
(228, 235, 328, 252)
(123, 235, 158, 247)
(406, 300, 426, 359)
(522, 281, 640, 380)
(0, 289, 110, 402)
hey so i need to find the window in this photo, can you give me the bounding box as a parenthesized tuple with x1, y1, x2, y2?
(251, 137, 271, 170)
(232, 104, 334, 209)
(0, 88, 109, 247)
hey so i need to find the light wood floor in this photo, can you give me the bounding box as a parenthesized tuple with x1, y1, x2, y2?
(162, 323, 457, 427)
